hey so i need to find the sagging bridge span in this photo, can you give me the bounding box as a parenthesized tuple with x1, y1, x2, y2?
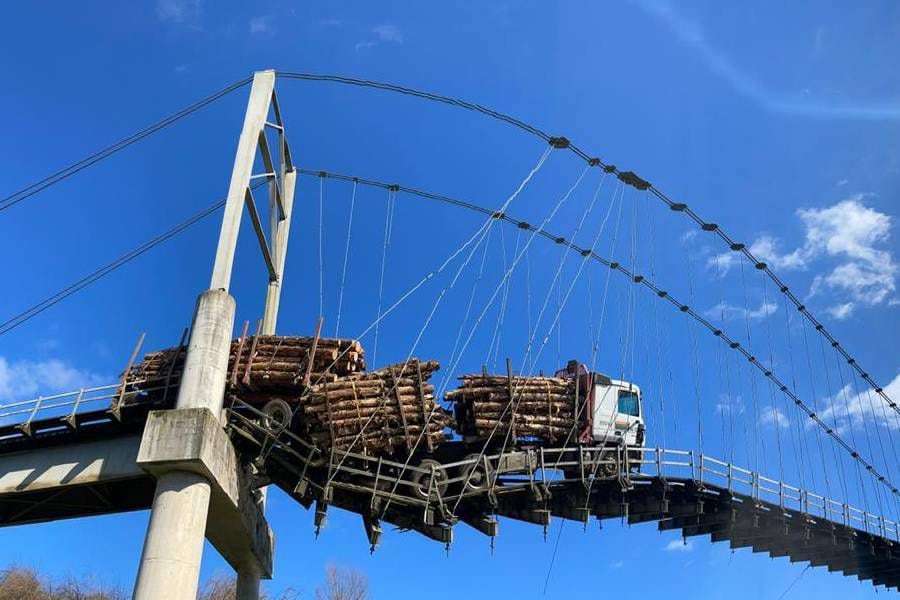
(1, 68, 899, 598)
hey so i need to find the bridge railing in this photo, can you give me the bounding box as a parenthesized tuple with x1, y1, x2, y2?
(634, 447, 900, 541)
(0, 376, 181, 434)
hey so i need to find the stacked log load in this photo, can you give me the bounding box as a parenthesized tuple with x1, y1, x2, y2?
(126, 335, 365, 392)
(302, 359, 449, 454)
(447, 374, 577, 442)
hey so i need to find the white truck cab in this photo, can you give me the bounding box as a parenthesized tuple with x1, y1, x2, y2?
(591, 377, 644, 447)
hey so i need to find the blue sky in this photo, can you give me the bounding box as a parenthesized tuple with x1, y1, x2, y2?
(1, 1, 899, 598)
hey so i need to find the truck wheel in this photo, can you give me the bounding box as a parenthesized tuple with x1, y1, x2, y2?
(460, 454, 491, 492)
(410, 459, 449, 499)
(261, 398, 293, 430)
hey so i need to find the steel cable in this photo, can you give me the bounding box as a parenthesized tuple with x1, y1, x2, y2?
(0, 77, 252, 214)
(276, 70, 897, 420)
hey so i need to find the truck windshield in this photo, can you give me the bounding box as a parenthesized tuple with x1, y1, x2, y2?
(617, 390, 640, 417)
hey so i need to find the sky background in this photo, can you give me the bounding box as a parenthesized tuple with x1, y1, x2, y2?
(1, 1, 900, 598)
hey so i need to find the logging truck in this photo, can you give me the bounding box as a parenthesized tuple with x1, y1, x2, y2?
(127, 336, 645, 499)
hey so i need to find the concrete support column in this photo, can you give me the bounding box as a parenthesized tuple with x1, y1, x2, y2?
(175, 289, 237, 418)
(132, 289, 235, 600)
(236, 563, 262, 600)
(133, 471, 212, 600)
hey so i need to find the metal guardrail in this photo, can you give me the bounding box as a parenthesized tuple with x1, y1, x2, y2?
(633, 448, 900, 541)
(0, 376, 181, 435)
(1, 384, 896, 543)
(226, 408, 900, 543)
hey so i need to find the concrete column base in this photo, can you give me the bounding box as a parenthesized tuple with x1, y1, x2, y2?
(133, 470, 211, 600)
(136, 408, 274, 579)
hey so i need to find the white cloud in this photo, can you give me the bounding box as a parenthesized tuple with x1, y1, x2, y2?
(706, 251, 737, 276)
(709, 197, 897, 317)
(610, 560, 624, 569)
(825, 302, 855, 320)
(249, 15, 272, 34)
(373, 24, 403, 43)
(633, 0, 900, 120)
(0, 357, 107, 402)
(759, 407, 791, 429)
(354, 41, 378, 52)
(748, 234, 809, 270)
(715, 395, 744, 416)
(156, 0, 201, 26)
(704, 300, 777, 322)
(664, 539, 693, 552)
(817, 373, 900, 433)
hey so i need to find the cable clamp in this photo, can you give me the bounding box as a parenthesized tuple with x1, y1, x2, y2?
(549, 136, 570, 149)
(617, 171, 650, 190)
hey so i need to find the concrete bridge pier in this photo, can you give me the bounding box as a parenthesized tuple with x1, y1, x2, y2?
(133, 289, 272, 600)
(132, 471, 212, 599)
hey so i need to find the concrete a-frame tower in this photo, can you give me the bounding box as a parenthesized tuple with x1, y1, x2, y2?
(132, 70, 296, 600)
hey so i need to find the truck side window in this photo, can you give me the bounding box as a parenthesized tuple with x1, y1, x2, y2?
(617, 390, 640, 417)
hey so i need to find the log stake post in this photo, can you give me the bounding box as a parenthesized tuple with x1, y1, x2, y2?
(111, 332, 146, 420)
(302, 316, 324, 387)
(351, 381, 368, 454)
(324, 384, 336, 449)
(242, 319, 262, 387)
(545, 380, 553, 444)
(416, 361, 434, 452)
(230, 321, 250, 387)
(392, 369, 411, 453)
(162, 328, 190, 406)
(506, 358, 517, 444)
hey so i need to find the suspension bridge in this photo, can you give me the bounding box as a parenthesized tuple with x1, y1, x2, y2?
(0, 69, 898, 598)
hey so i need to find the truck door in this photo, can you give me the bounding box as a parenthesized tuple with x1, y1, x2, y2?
(591, 383, 618, 443)
(616, 387, 642, 446)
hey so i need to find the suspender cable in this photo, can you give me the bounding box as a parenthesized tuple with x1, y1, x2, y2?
(278, 71, 898, 423)
(761, 277, 786, 484)
(800, 314, 833, 500)
(485, 227, 517, 370)
(372, 188, 395, 366)
(813, 322, 850, 503)
(647, 194, 669, 451)
(684, 231, 704, 458)
(769, 278, 815, 488)
(525, 168, 606, 373)
(441, 228, 494, 395)
(298, 167, 900, 500)
(334, 180, 358, 336)
(318, 175, 326, 319)
(738, 253, 764, 476)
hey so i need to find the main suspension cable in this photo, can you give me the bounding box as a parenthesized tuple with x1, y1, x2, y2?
(276, 70, 896, 418)
(0, 180, 266, 337)
(0, 77, 252, 214)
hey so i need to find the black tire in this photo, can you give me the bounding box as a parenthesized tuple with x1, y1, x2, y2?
(410, 458, 449, 499)
(261, 398, 293, 430)
(459, 454, 491, 492)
